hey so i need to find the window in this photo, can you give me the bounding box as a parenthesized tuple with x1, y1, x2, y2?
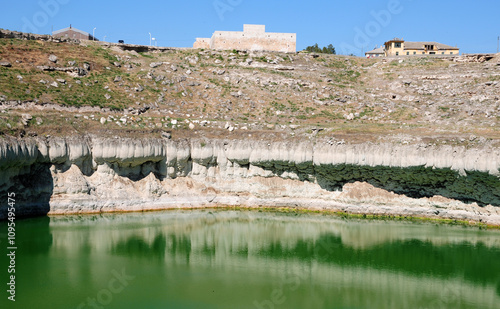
(394, 42, 402, 48)
(422, 52, 425, 54)
(442, 52, 445, 55)
(406, 52, 410, 55)
(413, 52, 416, 55)
(450, 52, 454, 55)
(429, 52, 436, 55)
(396, 52, 399, 56)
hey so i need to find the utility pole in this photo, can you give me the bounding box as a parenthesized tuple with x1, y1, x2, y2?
(93, 27, 96, 41)
(149, 33, 152, 46)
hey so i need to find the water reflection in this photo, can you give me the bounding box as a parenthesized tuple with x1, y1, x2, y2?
(261, 234, 500, 287)
(3, 210, 500, 309)
(113, 234, 168, 260)
(16, 216, 53, 255)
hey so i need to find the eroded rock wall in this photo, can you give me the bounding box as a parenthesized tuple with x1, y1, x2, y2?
(0, 136, 499, 223)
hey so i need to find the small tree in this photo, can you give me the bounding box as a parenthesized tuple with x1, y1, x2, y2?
(326, 44, 336, 55)
(305, 43, 336, 54)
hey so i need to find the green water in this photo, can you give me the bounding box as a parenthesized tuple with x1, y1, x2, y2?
(1, 210, 500, 309)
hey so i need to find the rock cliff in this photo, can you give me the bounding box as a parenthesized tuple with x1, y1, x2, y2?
(1, 136, 499, 225)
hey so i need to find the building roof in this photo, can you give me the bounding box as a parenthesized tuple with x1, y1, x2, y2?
(366, 47, 385, 54)
(403, 41, 459, 50)
(386, 38, 404, 43)
(52, 26, 90, 37)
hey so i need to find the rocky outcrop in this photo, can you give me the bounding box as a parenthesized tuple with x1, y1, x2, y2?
(0, 136, 499, 224)
(0, 29, 79, 43)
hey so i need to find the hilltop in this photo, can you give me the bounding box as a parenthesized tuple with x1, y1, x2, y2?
(0, 34, 499, 145)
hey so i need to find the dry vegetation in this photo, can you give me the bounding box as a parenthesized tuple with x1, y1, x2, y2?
(0, 38, 499, 144)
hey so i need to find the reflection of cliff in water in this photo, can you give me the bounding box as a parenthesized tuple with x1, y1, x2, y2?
(47, 210, 500, 303)
(259, 233, 500, 288)
(107, 229, 500, 296)
(112, 233, 171, 261)
(20, 216, 53, 254)
(0, 216, 53, 294)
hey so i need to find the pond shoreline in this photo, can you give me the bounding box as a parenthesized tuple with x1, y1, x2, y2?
(46, 196, 500, 229)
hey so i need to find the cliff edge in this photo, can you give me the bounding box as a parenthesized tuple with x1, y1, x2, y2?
(1, 136, 499, 225)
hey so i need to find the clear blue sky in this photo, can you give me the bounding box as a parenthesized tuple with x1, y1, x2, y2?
(1, 0, 499, 55)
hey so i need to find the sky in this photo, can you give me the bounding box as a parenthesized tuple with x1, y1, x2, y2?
(1, 0, 499, 56)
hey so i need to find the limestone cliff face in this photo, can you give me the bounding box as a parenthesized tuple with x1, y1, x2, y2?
(0, 136, 499, 224)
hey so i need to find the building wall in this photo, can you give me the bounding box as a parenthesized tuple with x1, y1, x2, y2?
(52, 29, 91, 40)
(193, 25, 296, 53)
(210, 31, 296, 53)
(385, 41, 404, 56)
(386, 42, 459, 56)
(193, 38, 210, 49)
(366, 53, 384, 58)
(402, 49, 459, 56)
(243, 24, 266, 34)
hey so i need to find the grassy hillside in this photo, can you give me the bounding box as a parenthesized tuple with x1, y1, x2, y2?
(0, 38, 499, 143)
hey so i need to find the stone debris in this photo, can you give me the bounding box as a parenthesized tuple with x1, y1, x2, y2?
(48, 54, 58, 63)
(213, 69, 226, 75)
(230, 91, 243, 98)
(150, 62, 163, 68)
(0, 61, 12, 67)
(454, 54, 495, 63)
(37, 65, 88, 77)
(344, 113, 355, 120)
(275, 65, 295, 71)
(21, 113, 32, 126)
(185, 56, 199, 65)
(161, 131, 172, 139)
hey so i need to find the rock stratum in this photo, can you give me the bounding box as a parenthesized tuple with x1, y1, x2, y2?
(1, 136, 499, 225)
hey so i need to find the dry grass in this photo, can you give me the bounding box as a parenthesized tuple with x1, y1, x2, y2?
(0, 38, 499, 143)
